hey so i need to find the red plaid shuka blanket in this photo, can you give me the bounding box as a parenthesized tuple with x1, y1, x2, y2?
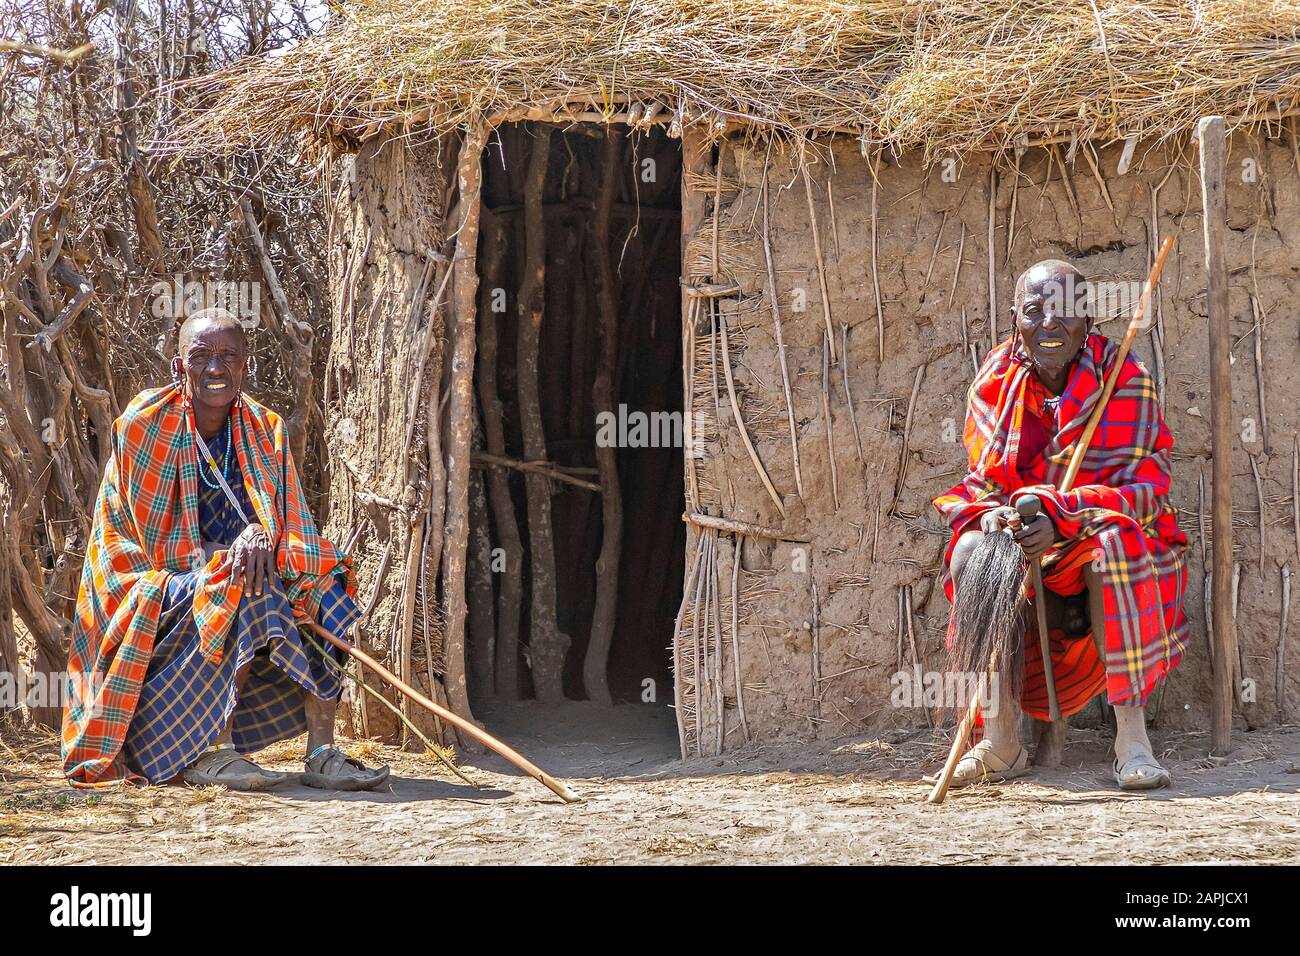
(933, 333, 1188, 716)
(62, 384, 355, 786)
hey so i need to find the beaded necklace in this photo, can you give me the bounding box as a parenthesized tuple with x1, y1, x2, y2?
(197, 418, 233, 490)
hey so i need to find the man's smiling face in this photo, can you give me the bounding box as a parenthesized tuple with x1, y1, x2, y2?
(1014, 262, 1090, 376)
(173, 318, 247, 415)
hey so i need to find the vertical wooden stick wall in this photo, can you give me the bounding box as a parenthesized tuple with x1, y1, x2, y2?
(673, 128, 713, 758)
(1198, 115, 1236, 756)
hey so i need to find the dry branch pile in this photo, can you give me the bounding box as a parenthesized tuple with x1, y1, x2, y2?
(176, 0, 1300, 158)
(0, 0, 335, 728)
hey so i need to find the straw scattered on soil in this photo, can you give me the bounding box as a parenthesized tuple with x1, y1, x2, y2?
(4, 704, 1299, 865)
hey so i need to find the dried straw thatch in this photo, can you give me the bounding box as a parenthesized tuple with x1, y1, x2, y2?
(173, 0, 1300, 157)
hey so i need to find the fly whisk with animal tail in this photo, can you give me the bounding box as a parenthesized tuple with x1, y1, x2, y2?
(946, 529, 1029, 721)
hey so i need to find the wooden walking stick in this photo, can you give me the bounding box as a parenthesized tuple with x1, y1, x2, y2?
(306, 621, 581, 803)
(927, 234, 1175, 805)
(1017, 494, 1061, 723)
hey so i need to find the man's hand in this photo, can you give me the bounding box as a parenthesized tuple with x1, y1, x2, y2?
(220, 523, 275, 596)
(1012, 512, 1055, 560)
(978, 506, 1020, 534)
(979, 505, 1055, 560)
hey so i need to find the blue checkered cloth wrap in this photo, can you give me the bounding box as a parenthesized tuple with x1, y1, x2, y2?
(123, 422, 357, 783)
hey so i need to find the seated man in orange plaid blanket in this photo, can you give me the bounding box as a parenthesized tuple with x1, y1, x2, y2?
(934, 260, 1188, 792)
(62, 309, 388, 791)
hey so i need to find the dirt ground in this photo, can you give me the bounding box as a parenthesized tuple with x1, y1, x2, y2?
(3, 702, 1299, 865)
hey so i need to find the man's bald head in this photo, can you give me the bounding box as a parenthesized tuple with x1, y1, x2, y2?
(1014, 259, 1086, 305)
(177, 307, 248, 356)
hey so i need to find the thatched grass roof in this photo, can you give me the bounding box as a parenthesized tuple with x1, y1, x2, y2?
(173, 0, 1300, 158)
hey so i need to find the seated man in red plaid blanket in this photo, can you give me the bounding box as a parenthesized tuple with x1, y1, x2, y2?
(934, 260, 1188, 792)
(62, 309, 388, 792)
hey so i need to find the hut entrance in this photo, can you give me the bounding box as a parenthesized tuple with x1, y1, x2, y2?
(467, 121, 684, 736)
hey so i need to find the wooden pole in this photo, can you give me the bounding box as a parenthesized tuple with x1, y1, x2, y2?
(675, 130, 711, 758)
(476, 217, 525, 700)
(515, 123, 568, 701)
(584, 129, 623, 706)
(439, 119, 490, 728)
(1198, 115, 1236, 756)
(306, 622, 580, 803)
(1018, 495, 1061, 722)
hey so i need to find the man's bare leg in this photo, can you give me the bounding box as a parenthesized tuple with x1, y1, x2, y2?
(299, 685, 389, 790)
(1113, 702, 1156, 764)
(1082, 564, 1168, 787)
(301, 688, 336, 754)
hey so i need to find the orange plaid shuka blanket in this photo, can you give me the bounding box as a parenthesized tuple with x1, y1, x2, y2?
(933, 333, 1189, 717)
(62, 384, 355, 786)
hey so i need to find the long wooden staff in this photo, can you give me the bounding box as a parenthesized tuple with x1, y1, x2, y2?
(927, 235, 1176, 805)
(306, 621, 581, 804)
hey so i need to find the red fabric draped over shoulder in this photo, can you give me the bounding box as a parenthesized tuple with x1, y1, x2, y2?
(934, 334, 1188, 717)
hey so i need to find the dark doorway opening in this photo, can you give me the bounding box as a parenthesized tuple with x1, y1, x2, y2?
(466, 121, 684, 738)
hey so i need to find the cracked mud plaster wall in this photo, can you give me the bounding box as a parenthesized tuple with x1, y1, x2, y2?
(683, 131, 1299, 748)
(325, 135, 455, 743)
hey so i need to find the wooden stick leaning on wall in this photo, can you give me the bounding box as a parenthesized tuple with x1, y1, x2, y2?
(821, 330, 840, 511)
(987, 165, 998, 356)
(927, 234, 1176, 805)
(731, 535, 751, 743)
(1278, 564, 1292, 723)
(719, 310, 787, 518)
(868, 151, 885, 362)
(800, 145, 837, 361)
(684, 510, 808, 542)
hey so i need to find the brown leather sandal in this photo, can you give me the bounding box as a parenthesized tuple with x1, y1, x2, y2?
(302, 745, 390, 792)
(181, 743, 288, 791)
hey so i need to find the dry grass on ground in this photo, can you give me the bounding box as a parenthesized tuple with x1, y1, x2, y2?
(3, 704, 1299, 865)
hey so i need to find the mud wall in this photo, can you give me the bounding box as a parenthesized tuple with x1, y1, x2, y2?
(324, 134, 456, 742)
(679, 129, 1300, 750)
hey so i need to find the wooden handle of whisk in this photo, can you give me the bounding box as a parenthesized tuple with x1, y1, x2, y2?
(1015, 494, 1041, 522)
(1017, 494, 1062, 723)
